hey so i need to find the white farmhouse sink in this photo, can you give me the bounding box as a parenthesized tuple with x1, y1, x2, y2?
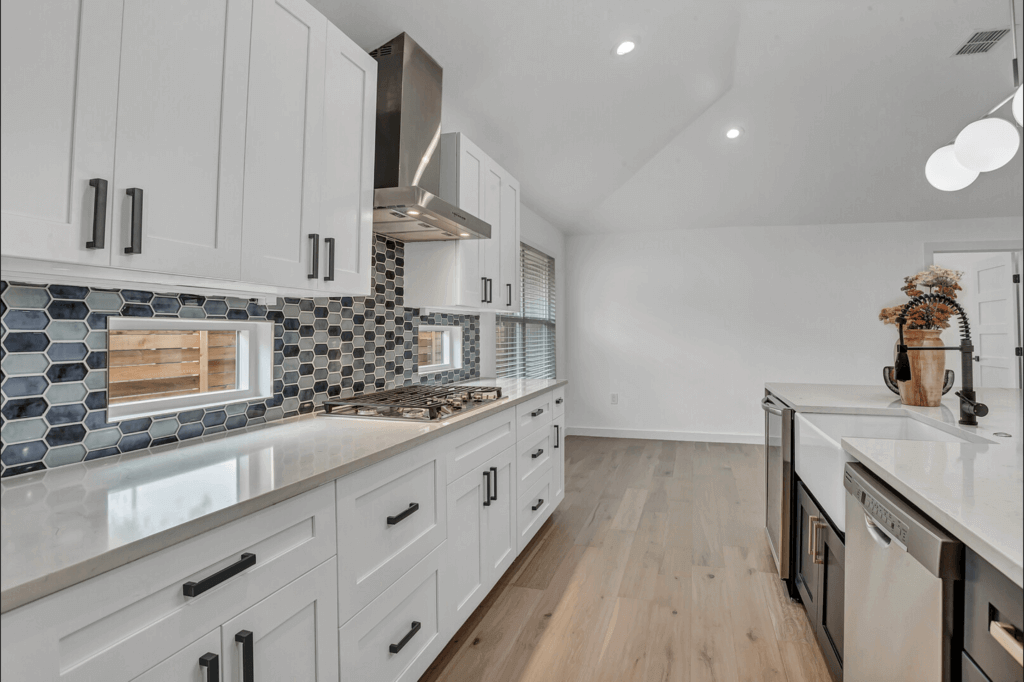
(795, 413, 980, 532)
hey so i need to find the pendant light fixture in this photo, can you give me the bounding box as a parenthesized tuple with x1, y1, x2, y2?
(926, 0, 1022, 191)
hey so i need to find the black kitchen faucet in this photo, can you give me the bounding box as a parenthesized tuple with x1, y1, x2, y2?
(894, 293, 988, 426)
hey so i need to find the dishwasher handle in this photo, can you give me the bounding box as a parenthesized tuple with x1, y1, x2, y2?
(761, 396, 785, 416)
(863, 513, 905, 550)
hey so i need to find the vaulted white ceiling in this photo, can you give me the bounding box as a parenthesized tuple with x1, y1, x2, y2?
(314, 0, 1024, 233)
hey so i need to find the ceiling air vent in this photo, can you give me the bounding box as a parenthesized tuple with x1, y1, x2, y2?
(369, 43, 393, 59)
(953, 29, 1010, 56)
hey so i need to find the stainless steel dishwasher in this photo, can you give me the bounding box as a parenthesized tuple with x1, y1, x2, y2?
(843, 463, 963, 682)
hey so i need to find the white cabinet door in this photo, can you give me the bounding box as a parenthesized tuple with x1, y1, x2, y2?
(221, 558, 339, 682)
(445, 457, 490, 630)
(454, 135, 487, 307)
(480, 163, 503, 310)
(109, 0, 251, 279)
(1, 0, 122, 266)
(241, 0, 326, 290)
(552, 415, 565, 504)
(318, 22, 376, 296)
(131, 629, 220, 682)
(483, 447, 516, 580)
(498, 172, 521, 311)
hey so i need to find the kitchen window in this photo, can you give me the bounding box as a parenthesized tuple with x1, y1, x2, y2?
(497, 244, 556, 379)
(418, 325, 462, 374)
(106, 318, 273, 420)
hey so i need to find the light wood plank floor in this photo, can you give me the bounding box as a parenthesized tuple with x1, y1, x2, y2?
(420, 436, 831, 682)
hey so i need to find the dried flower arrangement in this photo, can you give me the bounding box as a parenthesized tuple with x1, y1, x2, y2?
(878, 265, 963, 330)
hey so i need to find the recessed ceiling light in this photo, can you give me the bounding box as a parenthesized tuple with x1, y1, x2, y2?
(615, 41, 635, 56)
(407, 209, 420, 216)
(726, 128, 743, 139)
(460, 233, 470, 237)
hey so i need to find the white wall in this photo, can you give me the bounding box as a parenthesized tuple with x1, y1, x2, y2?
(479, 204, 567, 379)
(565, 216, 1023, 442)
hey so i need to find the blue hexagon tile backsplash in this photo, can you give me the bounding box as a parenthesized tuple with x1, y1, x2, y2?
(0, 236, 480, 478)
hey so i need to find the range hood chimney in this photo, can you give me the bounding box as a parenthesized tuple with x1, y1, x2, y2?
(370, 33, 490, 242)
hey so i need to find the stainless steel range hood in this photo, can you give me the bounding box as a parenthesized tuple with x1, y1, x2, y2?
(370, 33, 490, 242)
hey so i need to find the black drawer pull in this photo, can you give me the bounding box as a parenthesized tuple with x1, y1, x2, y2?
(555, 398, 564, 405)
(532, 499, 544, 511)
(490, 466, 498, 501)
(531, 448, 544, 459)
(86, 178, 107, 249)
(308, 233, 320, 279)
(389, 621, 421, 654)
(324, 237, 335, 282)
(483, 471, 491, 507)
(199, 652, 219, 682)
(387, 502, 419, 525)
(235, 630, 254, 682)
(182, 553, 256, 597)
(531, 408, 544, 417)
(124, 187, 143, 254)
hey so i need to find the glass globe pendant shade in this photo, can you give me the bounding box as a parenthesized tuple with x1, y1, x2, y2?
(954, 118, 1021, 172)
(1013, 85, 1022, 127)
(926, 145, 978, 191)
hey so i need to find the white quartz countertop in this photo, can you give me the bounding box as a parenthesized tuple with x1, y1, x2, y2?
(0, 378, 566, 613)
(766, 382, 1023, 587)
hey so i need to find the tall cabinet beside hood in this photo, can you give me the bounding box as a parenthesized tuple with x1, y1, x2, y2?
(404, 133, 521, 312)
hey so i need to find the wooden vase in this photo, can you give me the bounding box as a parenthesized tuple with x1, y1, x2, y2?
(897, 329, 946, 407)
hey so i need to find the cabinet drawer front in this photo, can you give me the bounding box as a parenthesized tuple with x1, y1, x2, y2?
(1, 484, 336, 682)
(442, 408, 516, 484)
(552, 386, 565, 419)
(516, 392, 553, 440)
(517, 468, 553, 553)
(336, 444, 446, 625)
(516, 426, 552, 499)
(339, 543, 446, 682)
(964, 548, 1023, 682)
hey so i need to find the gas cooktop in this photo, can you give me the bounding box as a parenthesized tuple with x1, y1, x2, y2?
(322, 385, 503, 421)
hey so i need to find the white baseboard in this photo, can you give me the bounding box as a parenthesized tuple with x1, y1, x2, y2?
(565, 426, 762, 445)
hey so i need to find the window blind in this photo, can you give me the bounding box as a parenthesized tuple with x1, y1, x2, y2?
(497, 243, 556, 379)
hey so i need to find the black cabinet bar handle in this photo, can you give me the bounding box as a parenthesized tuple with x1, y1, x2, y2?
(555, 424, 560, 448)
(506, 283, 512, 306)
(531, 408, 544, 417)
(234, 630, 254, 682)
(490, 466, 498, 501)
(199, 652, 219, 682)
(389, 621, 421, 654)
(532, 499, 544, 512)
(481, 277, 487, 303)
(531, 448, 544, 459)
(323, 237, 335, 282)
(555, 398, 564, 405)
(483, 471, 491, 507)
(387, 502, 419, 525)
(308, 233, 320, 279)
(124, 188, 143, 254)
(487, 278, 493, 303)
(86, 178, 107, 249)
(182, 553, 256, 597)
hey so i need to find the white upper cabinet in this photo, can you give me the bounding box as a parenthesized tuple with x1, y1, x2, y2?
(110, 0, 251, 278)
(404, 132, 520, 311)
(240, 0, 326, 291)
(1, 0, 375, 297)
(1, 0, 122, 266)
(318, 21, 376, 295)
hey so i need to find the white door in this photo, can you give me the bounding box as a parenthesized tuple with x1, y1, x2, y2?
(483, 447, 516, 580)
(131, 629, 221, 682)
(498, 172, 521, 311)
(318, 22, 376, 296)
(480, 164, 503, 309)
(109, 0, 250, 278)
(552, 415, 565, 504)
(1, 0, 122, 266)
(221, 558, 339, 682)
(241, 0, 326, 290)
(969, 253, 1018, 388)
(456, 135, 486, 306)
(445, 462, 489, 631)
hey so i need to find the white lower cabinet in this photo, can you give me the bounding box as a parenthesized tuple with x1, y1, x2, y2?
(131, 629, 220, 682)
(517, 465, 554, 553)
(221, 558, 339, 682)
(444, 446, 516, 633)
(338, 544, 447, 682)
(552, 414, 566, 504)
